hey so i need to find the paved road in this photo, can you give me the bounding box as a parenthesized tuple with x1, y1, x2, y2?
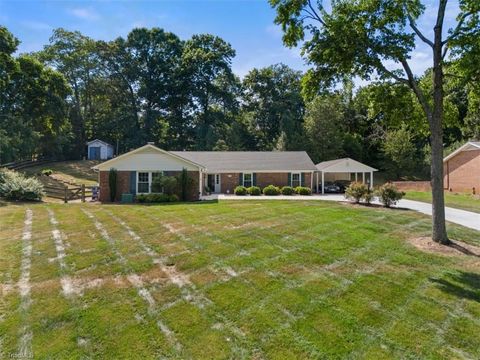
(204, 194, 480, 231)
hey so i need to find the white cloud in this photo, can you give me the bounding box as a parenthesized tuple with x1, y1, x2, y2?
(68, 7, 101, 21)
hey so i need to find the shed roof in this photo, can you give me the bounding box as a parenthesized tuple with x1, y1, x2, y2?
(443, 141, 480, 162)
(170, 151, 317, 172)
(316, 158, 377, 173)
(86, 139, 113, 147)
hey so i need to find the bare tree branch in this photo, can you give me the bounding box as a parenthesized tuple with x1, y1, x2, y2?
(306, 0, 326, 27)
(401, 59, 432, 119)
(443, 11, 473, 45)
(376, 62, 409, 85)
(407, 14, 434, 48)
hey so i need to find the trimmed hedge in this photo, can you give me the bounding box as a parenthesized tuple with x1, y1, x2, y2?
(263, 185, 280, 195)
(0, 169, 44, 201)
(281, 186, 295, 195)
(247, 186, 261, 195)
(295, 186, 312, 195)
(234, 185, 247, 195)
(136, 193, 178, 203)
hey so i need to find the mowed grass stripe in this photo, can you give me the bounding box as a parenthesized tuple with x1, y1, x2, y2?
(95, 207, 249, 359)
(1, 201, 479, 359)
(113, 202, 480, 358)
(81, 208, 178, 357)
(16, 209, 33, 359)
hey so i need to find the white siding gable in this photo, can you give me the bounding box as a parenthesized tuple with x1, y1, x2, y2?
(95, 146, 200, 171)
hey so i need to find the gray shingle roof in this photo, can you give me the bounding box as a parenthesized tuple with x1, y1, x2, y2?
(170, 151, 317, 172)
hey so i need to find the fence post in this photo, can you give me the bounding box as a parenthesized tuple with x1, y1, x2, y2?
(64, 186, 68, 203)
(81, 184, 86, 202)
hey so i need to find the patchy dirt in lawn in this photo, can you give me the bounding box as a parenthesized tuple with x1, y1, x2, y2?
(409, 237, 480, 258)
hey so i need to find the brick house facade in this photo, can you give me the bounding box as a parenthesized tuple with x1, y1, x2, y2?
(212, 172, 313, 194)
(93, 144, 318, 202)
(98, 170, 200, 202)
(444, 147, 480, 193)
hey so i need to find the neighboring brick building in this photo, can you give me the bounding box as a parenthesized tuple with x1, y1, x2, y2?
(93, 144, 318, 201)
(443, 141, 480, 193)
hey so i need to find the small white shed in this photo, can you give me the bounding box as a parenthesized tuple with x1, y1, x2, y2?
(316, 158, 378, 194)
(87, 139, 114, 160)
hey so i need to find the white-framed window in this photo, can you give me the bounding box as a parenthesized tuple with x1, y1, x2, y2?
(243, 173, 253, 187)
(291, 172, 301, 188)
(137, 171, 166, 194)
(137, 172, 150, 193)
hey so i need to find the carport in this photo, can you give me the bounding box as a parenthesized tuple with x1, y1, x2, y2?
(315, 158, 378, 194)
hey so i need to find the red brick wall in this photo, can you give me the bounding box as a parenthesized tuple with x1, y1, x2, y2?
(99, 170, 200, 202)
(165, 171, 200, 201)
(220, 173, 241, 194)
(391, 181, 431, 192)
(99, 171, 130, 202)
(444, 150, 480, 193)
(216, 172, 314, 193)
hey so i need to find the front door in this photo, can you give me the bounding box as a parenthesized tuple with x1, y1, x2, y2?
(214, 174, 221, 193)
(89, 146, 100, 160)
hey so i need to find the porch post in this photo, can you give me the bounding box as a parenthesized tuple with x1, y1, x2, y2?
(355, 172, 358, 182)
(370, 171, 373, 189)
(321, 172, 325, 194)
(362, 172, 365, 184)
(310, 171, 314, 190)
(316, 172, 318, 193)
(199, 170, 203, 197)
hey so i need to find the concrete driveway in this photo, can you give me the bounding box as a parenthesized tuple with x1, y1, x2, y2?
(203, 194, 480, 231)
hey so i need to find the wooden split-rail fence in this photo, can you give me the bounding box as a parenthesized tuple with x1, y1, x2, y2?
(43, 184, 95, 203)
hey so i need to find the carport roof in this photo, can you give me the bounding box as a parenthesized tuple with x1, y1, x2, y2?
(316, 158, 377, 173)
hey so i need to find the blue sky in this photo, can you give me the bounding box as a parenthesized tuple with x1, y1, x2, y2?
(0, 0, 460, 81)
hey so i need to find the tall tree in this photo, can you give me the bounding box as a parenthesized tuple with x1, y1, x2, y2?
(270, 0, 480, 244)
(182, 34, 236, 150)
(0, 26, 70, 163)
(303, 95, 345, 162)
(242, 64, 305, 150)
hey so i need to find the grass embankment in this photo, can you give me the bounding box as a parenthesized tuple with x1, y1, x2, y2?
(0, 200, 479, 359)
(405, 190, 480, 213)
(22, 160, 99, 187)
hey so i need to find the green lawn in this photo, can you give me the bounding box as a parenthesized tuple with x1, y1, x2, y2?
(405, 190, 480, 213)
(0, 200, 479, 359)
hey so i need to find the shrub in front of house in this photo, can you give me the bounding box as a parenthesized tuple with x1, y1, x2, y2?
(248, 186, 261, 195)
(281, 186, 295, 195)
(0, 169, 44, 201)
(376, 183, 405, 208)
(345, 182, 368, 203)
(234, 185, 247, 195)
(262, 185, 280, 195)
(362, 188, 375, 205)
(295, 186, 312, 195)
(136, 193, 178, 203)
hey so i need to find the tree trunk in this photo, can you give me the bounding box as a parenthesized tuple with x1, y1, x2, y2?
(430, 1, 449, 244)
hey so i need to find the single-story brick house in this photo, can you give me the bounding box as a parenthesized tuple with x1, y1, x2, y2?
(443, 141, 480, 193)
(93, 143, 317, 202)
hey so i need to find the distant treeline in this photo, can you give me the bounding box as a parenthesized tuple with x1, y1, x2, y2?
(1, 26, 479, 179)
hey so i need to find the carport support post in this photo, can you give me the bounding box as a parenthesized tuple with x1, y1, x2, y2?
(355, 173, 358, 182)
(370, 171, 373, 189)
(362, 172, 365, 184)
(321, 171, 325, 194)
